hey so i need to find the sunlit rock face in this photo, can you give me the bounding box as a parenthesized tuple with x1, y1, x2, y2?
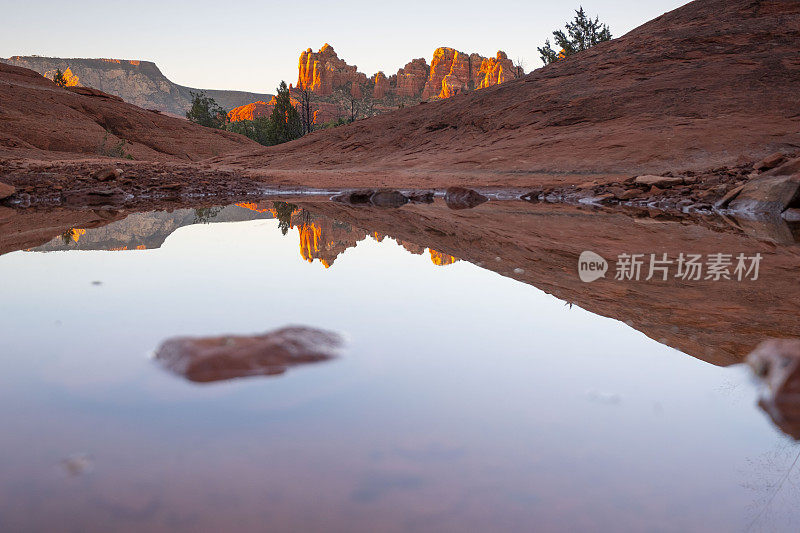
(286, 44, 521, 120)
(372, 71, 390, 99)
(422, 48, 521, 99)
(45, 66, 80, 87)
(297, 44, 368, 96)
(429, 249, 459, 266)
(227, 93, 339, 125)
(476, 51, 518, 90)
(227, 101, 270, 122)
(154, 326, 344, 383)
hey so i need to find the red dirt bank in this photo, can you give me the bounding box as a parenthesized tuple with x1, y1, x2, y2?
(214, 0, 800, 188)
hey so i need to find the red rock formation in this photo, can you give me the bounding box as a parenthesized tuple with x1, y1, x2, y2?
(372, 71, 389, 99)
(399, 241, 425, 255)
(228, 94, 339, 125)
(395, 58, 429, 98)
(292, 212, 368, 267)
(477, 51, 518, 90)
(46, 66, 80, 87)
(227, 101, 270, 122)
(422, 48, 521, 99)
(297, 44, 367, 96)
(429, 249, 458, 266)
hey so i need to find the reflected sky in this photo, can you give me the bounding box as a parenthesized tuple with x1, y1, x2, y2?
(1, 215, 799, 532)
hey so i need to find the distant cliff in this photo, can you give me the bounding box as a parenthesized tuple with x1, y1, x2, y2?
(296, 44, 523, 101)
(0, 56, 272, 117)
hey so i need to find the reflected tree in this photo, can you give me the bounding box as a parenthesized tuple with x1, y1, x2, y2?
(273, 201, 297, 235)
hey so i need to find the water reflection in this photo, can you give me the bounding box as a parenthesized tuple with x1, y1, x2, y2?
(2, 196, 800, 530)
(19, 199, 800, 369)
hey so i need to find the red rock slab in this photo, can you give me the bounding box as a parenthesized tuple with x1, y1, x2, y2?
(154, 326, 344, 383)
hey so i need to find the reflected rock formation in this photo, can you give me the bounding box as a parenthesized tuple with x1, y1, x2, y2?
(748, 339, 800, 440)
(429, 249, 459, 266)
(154, 326, 344, 383)
(294, 213, 368, 268)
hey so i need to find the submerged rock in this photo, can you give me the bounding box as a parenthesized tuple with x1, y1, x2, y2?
(747, 339, 800, 440)
(444, 187, 488, 210)
(154, 326, 344, 383)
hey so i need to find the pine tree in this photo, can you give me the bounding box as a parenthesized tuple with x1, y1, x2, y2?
(53, 69, 68, 88)
(272, 201, 297, 235)
(186, 91, 228, 129)
(267, 81, 303, 145)
(538, 7, 612, 65)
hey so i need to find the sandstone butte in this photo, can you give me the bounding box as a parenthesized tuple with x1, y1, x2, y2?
(1, 0, 799, 194)
(226, 44, 522, 125)
(295, 43, 522, 101)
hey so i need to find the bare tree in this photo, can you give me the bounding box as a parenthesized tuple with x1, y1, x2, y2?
(296, 85, 314, 135)
(514, 57, 527, 77)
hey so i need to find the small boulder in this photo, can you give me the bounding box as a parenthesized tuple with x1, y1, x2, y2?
(332, 190, 374, 205)
(635, 175, 685, 188)
(747, 339, 800, 440)
(93, 167, 122, 182)
(0, 181, 16, 200)
(765, 157, 800, 177)
(370, 190, 408, 208)
(754, 153, 786, 172)
(617, 189, 644, 200)
(728, 175, 800, 215)
(606, 186, 627, 198)
(445, 187, 488, 210)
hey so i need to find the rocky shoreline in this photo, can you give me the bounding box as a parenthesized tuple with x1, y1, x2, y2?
(3, 153, 797, 225)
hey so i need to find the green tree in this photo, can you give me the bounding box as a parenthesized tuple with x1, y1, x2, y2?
(272, 201, 297, 235)
(186, 91, 228, 129)
(53, 69, 68, 88)
(266, 81, 303, 145)
(538, 7, 612, 65)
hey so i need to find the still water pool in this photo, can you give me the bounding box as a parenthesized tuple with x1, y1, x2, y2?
(0, 203, 798, 532)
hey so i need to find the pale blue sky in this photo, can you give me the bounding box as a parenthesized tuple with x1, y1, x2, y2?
(1, 0, 686, 93)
